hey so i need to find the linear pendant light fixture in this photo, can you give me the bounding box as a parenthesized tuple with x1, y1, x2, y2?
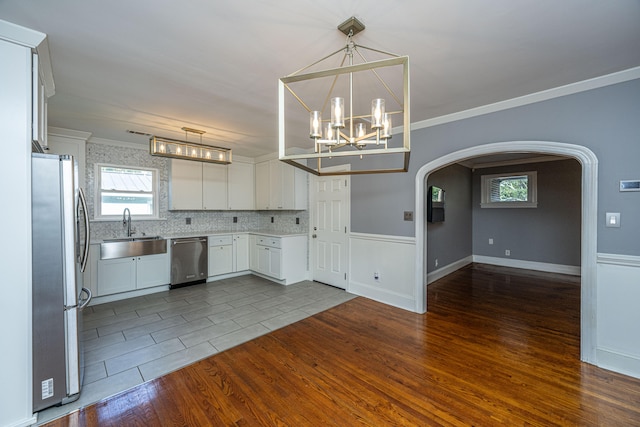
(149, 127, 232, 164)
(279, 16, 410, 176)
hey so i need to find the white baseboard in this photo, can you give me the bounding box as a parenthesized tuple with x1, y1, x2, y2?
(7, 415, 37, 427)
(427, 256, 473, 285)
(205, 270, 251, 282)
(348, 281, 416, 312)
(89, 285, 170, 306)
(596, 348, 640, 379)
(472, 255, 580, 276)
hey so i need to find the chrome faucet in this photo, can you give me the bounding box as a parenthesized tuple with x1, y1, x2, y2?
(122, 208, 133, 237)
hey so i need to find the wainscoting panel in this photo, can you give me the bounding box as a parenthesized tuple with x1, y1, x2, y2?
(596, 253, 640, 379)
(349, 233, 416, 311)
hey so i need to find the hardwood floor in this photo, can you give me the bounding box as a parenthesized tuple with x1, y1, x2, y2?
(44, 264, 640, 426)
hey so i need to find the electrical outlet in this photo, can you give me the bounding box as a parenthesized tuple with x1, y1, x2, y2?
(296, 217, 299, 224)
(185, 217, 191, 225)
(489, 238, 494, 245)
(271, 216, 274, 223)
(505, 249, 511, 256)
(404, 211, 414, 221)
(233, 216, 238, 223)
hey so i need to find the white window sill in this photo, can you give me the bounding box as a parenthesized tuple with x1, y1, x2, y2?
(480, 202, 537, 209)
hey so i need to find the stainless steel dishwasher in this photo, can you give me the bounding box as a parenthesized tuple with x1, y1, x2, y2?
(170, 237, 208, 288)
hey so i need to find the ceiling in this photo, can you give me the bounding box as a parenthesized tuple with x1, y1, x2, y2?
(2, 1, 639, 158)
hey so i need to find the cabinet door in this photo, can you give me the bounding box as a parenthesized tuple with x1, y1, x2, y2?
(170, 159, 203, 210)
(249, 235, 259, 271)
(257, 246, 270, 274)
(136, 254, 170, 289)
(269, 160, 284, 209)
(209, 245, 233, 276)
(32, 52, 48, 147)
(203, 163, 228, 210)
(228, 162, 255, 210)
(255, 161, 270, 210)
(97, 257, 136, 296)
(268, 247, 283, 279)
(233, 234, 249, 271)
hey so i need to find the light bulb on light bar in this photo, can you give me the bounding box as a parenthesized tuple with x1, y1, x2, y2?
(149, 135, 231, 164)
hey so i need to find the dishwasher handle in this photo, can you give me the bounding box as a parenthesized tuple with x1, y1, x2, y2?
(172, 237, 207, 246)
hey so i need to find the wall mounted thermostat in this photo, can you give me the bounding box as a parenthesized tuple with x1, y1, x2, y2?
(620, 180, 640, 192)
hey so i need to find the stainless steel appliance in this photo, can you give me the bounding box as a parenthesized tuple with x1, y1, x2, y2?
(32, 153, 91, 412)
(170, 237, 208, 288)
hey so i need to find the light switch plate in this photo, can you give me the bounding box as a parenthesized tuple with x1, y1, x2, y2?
(606, 212, 620, 228)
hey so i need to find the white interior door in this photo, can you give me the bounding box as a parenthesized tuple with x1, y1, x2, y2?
(311, 168, 349, 289)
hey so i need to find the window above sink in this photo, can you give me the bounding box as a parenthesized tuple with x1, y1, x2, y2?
(95, 163, 160, 220)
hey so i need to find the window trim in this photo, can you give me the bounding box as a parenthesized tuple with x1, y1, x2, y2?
(94, 163, 160, 220)
(480, 171, 538, 208)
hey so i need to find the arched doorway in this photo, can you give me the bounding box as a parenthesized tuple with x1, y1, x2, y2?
(414, 141, 597, 363)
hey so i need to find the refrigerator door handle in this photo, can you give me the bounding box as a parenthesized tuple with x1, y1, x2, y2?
(78, 187, 90, 273)
(79, 287, 92, 310)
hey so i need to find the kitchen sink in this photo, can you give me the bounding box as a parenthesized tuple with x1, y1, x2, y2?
(100, 236, 167, 260)
(102, 235, 164, 243)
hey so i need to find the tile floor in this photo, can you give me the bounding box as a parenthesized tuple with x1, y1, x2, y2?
(36, 274, 356, 425)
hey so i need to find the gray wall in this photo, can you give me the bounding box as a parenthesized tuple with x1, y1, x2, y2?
(472, 159, 581, 265)
(350, 78, 640, 256)
(426, 164, 473, 273)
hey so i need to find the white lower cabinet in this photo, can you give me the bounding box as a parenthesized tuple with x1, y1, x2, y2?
(137, 254, 171, 289)
(208, 234, 251, 277)
(208, 235, 233, 276)
(233, 234, 249, 271)
(251, 234, 307, 284)
(97, 253, 170, 296)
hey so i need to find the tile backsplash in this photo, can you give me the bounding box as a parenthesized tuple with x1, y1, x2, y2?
(86, 142, 308, 239)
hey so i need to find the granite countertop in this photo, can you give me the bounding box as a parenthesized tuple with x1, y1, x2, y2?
(92, 230, 307, 244)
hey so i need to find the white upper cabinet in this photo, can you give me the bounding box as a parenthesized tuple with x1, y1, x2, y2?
(170, 159, 255, 211)
(202, 162, 228, 210)
(255, 159, 307, 210)
(170, 159, 204, 210)
(255, 161, 271, 210)
(228, 161, 255, 210)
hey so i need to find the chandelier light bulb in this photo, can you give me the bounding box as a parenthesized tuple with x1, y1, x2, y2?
(310, 111, 322, 138)
(371, 98, 385, 129)
(356, 122, 366, 138)
(331, 97, 345, 128)
(381, 113, 392, 139)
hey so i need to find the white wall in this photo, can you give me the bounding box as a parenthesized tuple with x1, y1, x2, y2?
(0, 38, 37, 427)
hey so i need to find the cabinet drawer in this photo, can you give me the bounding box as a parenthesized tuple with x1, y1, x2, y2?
(255, 236, 281, 249)
(209, 235, 232, 246)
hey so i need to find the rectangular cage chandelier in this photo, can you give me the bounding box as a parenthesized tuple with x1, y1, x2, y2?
(278, 16, 410, 176)
(149, 127, 232, 164)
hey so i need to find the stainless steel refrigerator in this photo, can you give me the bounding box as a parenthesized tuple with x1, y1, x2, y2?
(32, 153, 91, 412)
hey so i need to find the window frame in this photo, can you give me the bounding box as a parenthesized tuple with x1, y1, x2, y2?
(480, 171, 538, 209)
(94, 163, 160, 220)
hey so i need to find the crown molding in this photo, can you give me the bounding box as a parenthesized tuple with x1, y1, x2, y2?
(48, 126, 92, 141)
(411, 66, 640, 131)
